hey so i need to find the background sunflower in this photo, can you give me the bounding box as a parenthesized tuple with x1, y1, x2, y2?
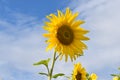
(72, 63, 87, 80)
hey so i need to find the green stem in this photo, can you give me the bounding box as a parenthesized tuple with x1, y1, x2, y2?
(46, 66, 49, 75)
(48, 51, 57, 80)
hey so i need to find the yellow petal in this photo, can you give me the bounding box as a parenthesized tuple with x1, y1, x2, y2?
(68, 12, 79, 23)
(73, 28, 89, 34)
(67, 47, 74, 61)
(65, 8, 71, 19)
(45, 22, 53, 26)
(43, 33, 51, 37)
(72, 20, 85, 27)
(62, 46, 68, 62)
(46, 16, 53, 22)
(75, 35, 90, 40)
(57, 10, 63, 18)
(50, 14, 58, 20)
(46, 42, 56, 51)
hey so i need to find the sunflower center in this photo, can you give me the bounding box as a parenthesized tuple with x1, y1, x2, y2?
(76, 72, 82, 80)
(57, 25, 74, 45)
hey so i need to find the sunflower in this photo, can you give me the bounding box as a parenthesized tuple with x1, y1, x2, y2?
(72, 63, 87, 80)
(43, 8, 89, 61)
(90, 73, 98, 80)
(113, 76, 119, 80)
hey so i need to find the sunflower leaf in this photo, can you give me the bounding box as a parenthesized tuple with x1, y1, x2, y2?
(39, 72, 48, 76)
(52, 73, 65, 78)
(86, 73, 89, 77)
(111, 74, 118, 76)
(33, 58, 50, 67)
(118, 67, 120, 70)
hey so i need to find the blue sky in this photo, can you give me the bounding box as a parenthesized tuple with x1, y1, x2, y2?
(0, 0, 120, 80)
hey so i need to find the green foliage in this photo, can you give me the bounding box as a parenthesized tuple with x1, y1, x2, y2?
(86, 73, 89, 78)
(111, 67, 120, 80)
(118, 67, 120, 70)
(86, 73, 91, 80)
(111, 74, 118, 77)
(52, 73, 65, 78)
(33, 58, 50, 67)
(39, 72, 48, 76)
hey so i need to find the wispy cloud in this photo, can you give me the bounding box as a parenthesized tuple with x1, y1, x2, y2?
(0, 11, 49, 79)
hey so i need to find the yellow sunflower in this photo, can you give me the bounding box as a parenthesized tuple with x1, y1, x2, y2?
(43, 8, 89, 61)
(113, 76, 118, 80)
(72, 63, 87, 80)
(90, 73, 98, 80)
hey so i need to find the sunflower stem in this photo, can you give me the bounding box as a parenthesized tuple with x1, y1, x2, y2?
(48, 51, 57, 80)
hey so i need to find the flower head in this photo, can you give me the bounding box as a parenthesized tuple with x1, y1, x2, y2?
(113, 76, 119, 80)
(90, 73, 98, 80)
(43, 8, 89, 61)
(72, 63, 87, 80)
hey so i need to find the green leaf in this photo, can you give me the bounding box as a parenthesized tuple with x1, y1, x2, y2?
(86, 73, 89, 77)
(39, 72, 48, 76)
(52, 73, 65, 78)
(111, 74, 118, 76)
(33, 58, 50, 67)
(118, 67, 120, 70)
(88, 78, 92, 80)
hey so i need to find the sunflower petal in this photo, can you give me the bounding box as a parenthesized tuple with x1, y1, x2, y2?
(75, 35, 90, 40)
(57, 10, 63, 18)
(68, 12, 79, 23)
(72, 20, 85, 27)
(46, 42, 56, 51)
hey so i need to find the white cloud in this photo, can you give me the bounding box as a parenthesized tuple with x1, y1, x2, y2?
(0, 12, 50, 80)
(0, 76, 2, 80)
